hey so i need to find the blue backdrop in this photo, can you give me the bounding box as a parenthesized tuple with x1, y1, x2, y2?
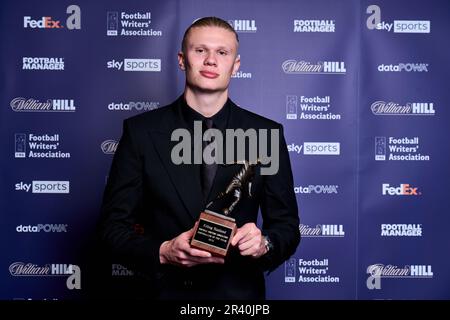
(1, 0, 449, 300)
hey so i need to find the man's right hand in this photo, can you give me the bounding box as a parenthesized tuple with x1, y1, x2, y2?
(159, 223, 225, 267)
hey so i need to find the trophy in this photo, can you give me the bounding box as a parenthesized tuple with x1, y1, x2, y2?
(190, 160, 259, 257)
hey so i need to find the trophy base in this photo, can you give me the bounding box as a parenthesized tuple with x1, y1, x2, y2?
(190, 210, 237, 257)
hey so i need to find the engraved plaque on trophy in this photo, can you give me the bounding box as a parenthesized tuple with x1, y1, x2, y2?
(190, 210, 237, 257)
(191, 160, 258, 257)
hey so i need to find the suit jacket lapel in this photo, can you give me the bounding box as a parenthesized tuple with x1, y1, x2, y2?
(147, 99, 204, 220)
(146, 98, 247, 219)
(206, 101, 246, 206)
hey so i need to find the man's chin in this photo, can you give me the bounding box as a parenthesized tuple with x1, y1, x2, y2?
(191, 85, 227, 94)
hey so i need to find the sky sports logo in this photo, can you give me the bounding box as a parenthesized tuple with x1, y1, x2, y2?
(107, 59, 161, 71)
(366, 5, 430, 33)
(15, 181, 70, 194)
(288, 142, 340, 155)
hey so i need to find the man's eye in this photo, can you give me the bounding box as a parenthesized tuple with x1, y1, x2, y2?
(219, 51, 227, 55)
(195, 49, 204, 53)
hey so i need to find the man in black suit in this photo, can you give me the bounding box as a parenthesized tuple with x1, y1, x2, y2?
(99, 17, 300, 300)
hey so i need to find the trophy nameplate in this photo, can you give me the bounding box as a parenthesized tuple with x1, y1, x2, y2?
(190, 210, 237, 257)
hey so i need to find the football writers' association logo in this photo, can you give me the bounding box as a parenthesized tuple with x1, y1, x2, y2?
(375, 136, 386, 160)
(285, 258, 296, 282)
(107, 12, 119, 36)
(15, 133, 26, 158)
(286, 95, 298, 119)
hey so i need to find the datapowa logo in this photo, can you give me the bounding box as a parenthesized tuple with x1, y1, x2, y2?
(108, 101, 160, 111)
(378, 63, 429, 72)
(294, 185, 339, 194)
(16, 224, 68, 233)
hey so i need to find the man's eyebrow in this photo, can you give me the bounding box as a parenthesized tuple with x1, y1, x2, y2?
(191, 44, 234, 51)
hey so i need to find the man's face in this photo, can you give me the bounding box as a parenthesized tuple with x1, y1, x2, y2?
(178, 26, 240, 93)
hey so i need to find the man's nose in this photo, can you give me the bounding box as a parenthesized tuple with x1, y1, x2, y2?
(204, 53, 217, 66)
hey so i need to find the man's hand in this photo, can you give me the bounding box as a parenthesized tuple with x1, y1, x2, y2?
(159, 223, 224, 267)
(231, 223, 267, 258)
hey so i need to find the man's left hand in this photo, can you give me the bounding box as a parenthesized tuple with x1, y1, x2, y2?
(231, 223, 267, 258)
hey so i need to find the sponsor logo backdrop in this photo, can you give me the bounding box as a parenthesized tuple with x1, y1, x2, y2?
(0, 0, 449, 299)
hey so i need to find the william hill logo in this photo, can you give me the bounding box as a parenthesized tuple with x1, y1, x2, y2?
(299, 224, 345, 237)
(367, 264, 433, 290)
(9, 262, 81, 289)
(101, 140, 118, 154)
(228, 19, 257, 32)
(282, 60, 346, 74)
(371, 101, 435, 116)
(11, 98, 75, 112)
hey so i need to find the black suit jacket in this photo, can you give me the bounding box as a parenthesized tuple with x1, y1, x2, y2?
(99, 97, 300, 299)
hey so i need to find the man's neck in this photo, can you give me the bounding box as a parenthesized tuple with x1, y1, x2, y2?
(184, 88, 228, 118)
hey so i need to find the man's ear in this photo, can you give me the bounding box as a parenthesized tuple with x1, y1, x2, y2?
(232, 54, 241, 75)
(178, 51, 186, 71)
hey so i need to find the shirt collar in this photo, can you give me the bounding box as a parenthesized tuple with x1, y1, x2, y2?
(180, 97, 230, 131)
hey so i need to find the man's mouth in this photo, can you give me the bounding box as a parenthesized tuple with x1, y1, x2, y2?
(200, 71, 219, 79)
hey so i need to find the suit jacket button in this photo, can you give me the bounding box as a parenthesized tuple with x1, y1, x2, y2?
(183, 280, 193, 288)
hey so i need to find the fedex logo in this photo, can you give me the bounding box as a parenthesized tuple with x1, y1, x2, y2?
(24, 16, 62, 28)
(23, 5, 81, 30)
(382, 183, 421, 196)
